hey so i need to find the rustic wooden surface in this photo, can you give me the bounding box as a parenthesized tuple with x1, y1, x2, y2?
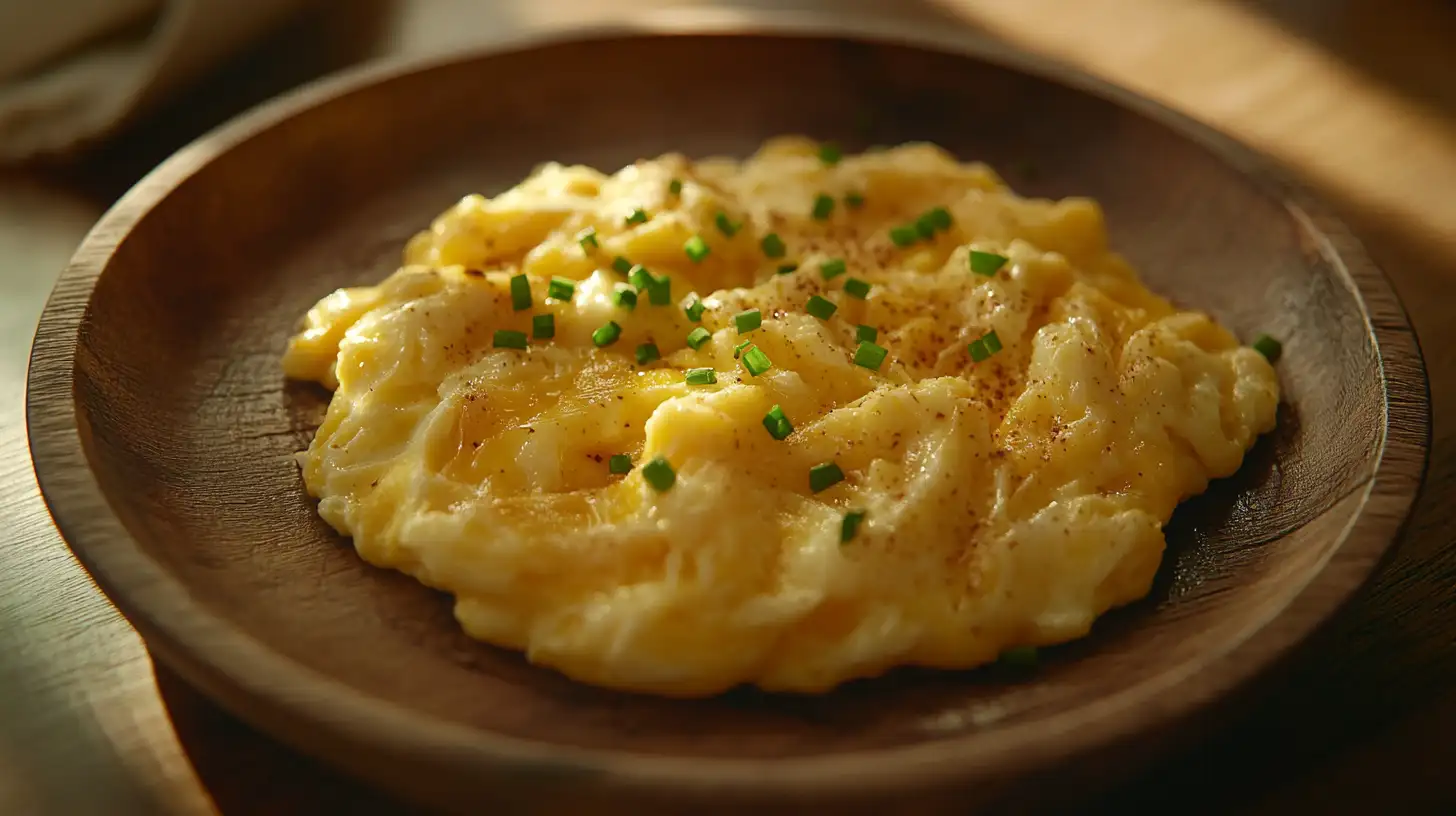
(1, 0, 1453, 813)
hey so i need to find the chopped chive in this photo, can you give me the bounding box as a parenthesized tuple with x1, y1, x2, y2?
(809, 462, 845, 493)
(686, 326, 711, 350)
(734, 308, 762, 334)
(715, 212, 739, 237)
(635, 343, 661, 365)
(576, 227, 599, 250)
(642, 456, 676, 491)
(685, 367, 717, 385)
(1252, 334, 1282, 363)
(889, 225, 919, 247)
(856, 324, 878, 343)
(531, 313, 555, 339)
(969, 250, 1008, 277)
(684, 234, 710, 263)
(731, 341, 751, 359)
(818, 142, 843, 166)
(684, 296, 706, 322)
(914, 213, 937, 240)
(811, 193, 835, 220)
(820, 258, 847, 280)
(777, 263, 799, 275)
(761, 232, 787, 258)
(609, 454, 633, 474)
(969, 330, 1001, 362)
(647, 274, 671, 306)
(841, 510, 866, 543)
(547, 276, 576, 301)
(668, 178, 683, 196)
(806, 295, 838, 320)
(844, 191, 865, 209)
(926, 206, 953, 231)
(509, 274, 532, 311)
(999, 646, 1039, 668)
(625, 208, 648, 226)
(843, 278, 871, 299)
(614, 288, 638, 310)
(629, 264, 653, 290)
(592, 321, 621, 347)
(982, 330, 1003, 355)
(612, 256, 633, 274)
(762, 404, 793, 441)
(853, 341, 888, 370)
(742, 346, 772, 376)
(493, 329, 528, 349)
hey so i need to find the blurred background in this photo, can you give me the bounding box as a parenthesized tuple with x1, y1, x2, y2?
(1, 1, 1453, 814)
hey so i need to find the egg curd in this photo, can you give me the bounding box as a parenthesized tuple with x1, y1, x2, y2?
(282, 137, 1279, 697)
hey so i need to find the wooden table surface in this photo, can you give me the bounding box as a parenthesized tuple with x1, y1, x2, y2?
(2, 0, 1453, 813)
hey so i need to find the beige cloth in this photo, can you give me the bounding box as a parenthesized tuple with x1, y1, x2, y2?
(0, 0, 311, 164)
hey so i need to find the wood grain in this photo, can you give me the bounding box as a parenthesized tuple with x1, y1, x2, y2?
(23, 22, 1428, 815)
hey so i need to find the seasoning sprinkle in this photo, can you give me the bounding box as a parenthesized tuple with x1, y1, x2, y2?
(592, 321, 621, 347)
(685, 367, 717, 385)
(493, 329, 528, 350)
(668, 178, 683, 196)
(806, 295, 838, 320)
(684, 234, 710, 263)
(818, 142, 843, 166)
(809, 462, 845, 493)
(734, 308, 762, 334)
(762, 404, 793, 441)
(841, 510, 866, 543)
(761, 232, 787, 258)
(684, 296, 706, 322)
(509, 274, 532, 311)
(843, 278, 871, 299)
(613, 288, 638, 311)
(853, 340, 888, 370)
(811, 193, 835, 220)
(548, 277, 576, 301)
(625, 207, 648, 226)
(969, 250, 1008, 277)
(1252, 333, 1283, 363)
(576, 227, 599, 251)
(715, 212, 739, 237)
(889, 225, 919, 247)
(531, 313, 555, 339)
(635, 343, 661, 365)
(820, 258, 847, 280)
(741, 346, 772, 377)
(609, 454, 633, 475)
(856, 324, 878, 343)
(612, 256, 633, 275)
(642, 456, 676, 492)
(686, 326, 711, 350)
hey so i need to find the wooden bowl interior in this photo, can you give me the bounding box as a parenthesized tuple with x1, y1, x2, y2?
(69, 34, 1383, 760)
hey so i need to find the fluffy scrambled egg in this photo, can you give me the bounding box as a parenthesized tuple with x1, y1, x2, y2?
(283, 138, 1279, 696)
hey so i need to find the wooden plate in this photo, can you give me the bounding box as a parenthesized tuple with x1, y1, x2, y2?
(26, 11, 1430, 815)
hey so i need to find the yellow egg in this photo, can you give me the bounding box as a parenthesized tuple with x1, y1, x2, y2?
(282, 138, 1279, 696)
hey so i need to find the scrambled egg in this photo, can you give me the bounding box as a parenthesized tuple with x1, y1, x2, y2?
(283, 138, 1279, 697)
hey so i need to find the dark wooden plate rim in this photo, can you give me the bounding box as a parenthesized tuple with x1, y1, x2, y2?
(25, 7, 1431, 799)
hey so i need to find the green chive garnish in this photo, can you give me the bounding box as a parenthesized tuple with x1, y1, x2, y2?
(969, 250, 1008, 276)
(577, 227, 599, 250)
(625, 208, 648, 226)
(715, 212, 739, 237)
(968, 330, 1002, 362)
(811, 193, 835, 220)
(592, 322, 621, 347)
(493, 329, 528, 349)
(914, 213, 937, 240)
(635, 343, 660, 365)
(853, 341, 888, 370)
(819, 142, 842, 166)
(983, 330, 1003, 355)
(890, 225, 919, 247)
(843, 278, 871, 299)
(856, 324, 878, 343)
(999, 646, 1039, 668)
(685, 367, 717, 385)
(684, 234, 710, 263)
(742, 346, 772, 376)
(761, 233, 787, 258)
(532, 313, 555, 339)
(614, 288, 637, 310)
(733, 339, 752, 357)
(926, 206, 952, 231)
(734, 309, 762, 334)
(762, 404, 793, 441)
(684, 296, 706, 322)
(841, 510, 866, 543)
(1252, 334, 1282, 363)
(642, 456, 676, 491)
(509, 274, 532, 311)
(647, 274, 671, 306)
(686, 326, 711, 350)
(628, 264, 652, 290)
(844, 191, 865, 209)
(612, 256, 633, 275)
(809, 462, 845, 493)
(777, 263, 799, 275)
(820, 258, 847, 280)
(548, 277, 576, 301)
(806, 295, 838, 320)
(668, 178, 683, 196)
(609, 454, 633, 474)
